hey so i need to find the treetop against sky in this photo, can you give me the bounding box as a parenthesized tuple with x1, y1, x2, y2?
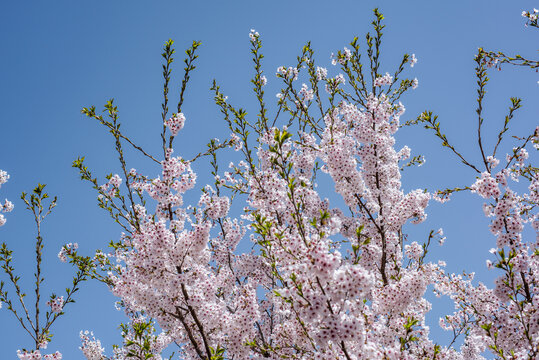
(0, 1, 538, 359)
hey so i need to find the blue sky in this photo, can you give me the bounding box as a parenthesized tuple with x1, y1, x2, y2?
(0, 0, 537, 358)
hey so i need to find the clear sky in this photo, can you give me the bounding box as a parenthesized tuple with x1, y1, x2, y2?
(0, 0, 537, 358)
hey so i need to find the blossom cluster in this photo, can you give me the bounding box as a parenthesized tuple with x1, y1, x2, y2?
(79, 331, 104, 360)
(164, 112, 186, 137)
(99, 174, 122, 197)
(16, 350, 62, 360)
(316, 66, 328, 80)
(276, 65, 299, 81)
(298, 83, 314, 105)
(410, 53, 417, 67)
(57, 242, 78, 263)
(0, 170, 12, 226)
(249, 28, 259, 42)
(373, 72, 393, 87)
(522, 8, 539, 24)
(46, 296, 64, 313)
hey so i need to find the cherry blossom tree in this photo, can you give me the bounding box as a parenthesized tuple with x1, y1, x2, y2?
(2, 8, 538, 360)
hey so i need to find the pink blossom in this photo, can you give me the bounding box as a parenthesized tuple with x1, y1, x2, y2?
(164, 113, 185, 137)
(46, 296, 64, 313)
(374, 72, 393, 87)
